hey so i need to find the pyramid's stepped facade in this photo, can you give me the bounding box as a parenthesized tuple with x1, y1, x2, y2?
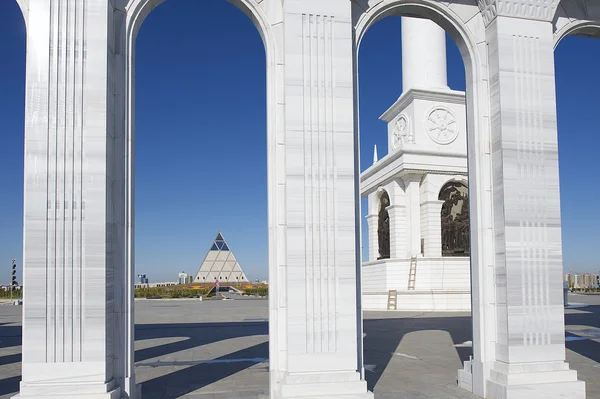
(194, 232, 249, 283)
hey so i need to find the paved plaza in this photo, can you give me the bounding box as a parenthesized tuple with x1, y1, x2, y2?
(0, 294, 598, 399)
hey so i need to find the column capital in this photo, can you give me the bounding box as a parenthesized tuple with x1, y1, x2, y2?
(420, 199, 445, 206)
(385, 204, 407, 212)
(402, 174, 422, 185)
(478, 0, 560, 26)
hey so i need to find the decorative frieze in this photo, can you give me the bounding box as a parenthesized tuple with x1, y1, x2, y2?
(478, 0, 561, 25)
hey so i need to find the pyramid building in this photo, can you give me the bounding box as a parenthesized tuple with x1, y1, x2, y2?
(194, 232, 249, 283)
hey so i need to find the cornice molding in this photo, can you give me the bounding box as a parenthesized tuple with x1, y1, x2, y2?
(478, 0, 561, 26)
(380, 88, 466, 123)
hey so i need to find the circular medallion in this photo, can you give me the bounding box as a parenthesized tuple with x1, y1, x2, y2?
(392, 114, 411, 149)
(426, 107, 458, 145)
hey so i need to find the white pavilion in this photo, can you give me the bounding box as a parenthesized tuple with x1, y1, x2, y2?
(361, 17, 471, 311)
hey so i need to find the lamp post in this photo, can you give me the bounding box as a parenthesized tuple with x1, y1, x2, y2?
(10, 259, 16, 301)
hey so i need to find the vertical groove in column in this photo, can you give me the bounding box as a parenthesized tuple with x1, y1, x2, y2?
(316, 14, 322, 354)
(324, 15, 334, 353)
(301, 12, 338, 355)
(46, 0, 58, 363)
(70, 0, 78, 362)
(301, 13, 312, 353)
(78, 0, 84, 356)
(310, 14, 319, 353)
(43, 0, 85, 363)
(535, 33, 551, 345)
(56, 0, 66, 362)
(512, 33, 552, 348)
(63, 0, 72, 362)
(329, 15, 337, 353)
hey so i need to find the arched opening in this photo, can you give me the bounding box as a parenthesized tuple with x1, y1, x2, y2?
(377, 190, 391, 260)
(0, 1, 26, 397)
(439, 181, 470, 257)
(131, 0, 271, 397)
(354, 4, 484, 396)
(554, 24, 600, 396)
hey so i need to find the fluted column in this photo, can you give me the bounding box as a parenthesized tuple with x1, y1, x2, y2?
(365, 214, 378, 262)
(19, 1, 130, 398)
(483, 15, 585, 398)
(281, 0, 372, 397)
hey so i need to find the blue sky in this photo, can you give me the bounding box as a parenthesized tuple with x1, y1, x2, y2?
(0, 1, 598, 283)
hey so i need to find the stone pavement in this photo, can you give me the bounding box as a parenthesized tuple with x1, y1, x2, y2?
(0, 294, 598, 398)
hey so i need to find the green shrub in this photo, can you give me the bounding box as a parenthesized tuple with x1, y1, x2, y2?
(243, 287, 268, 297)
(134, 286, 210, 298)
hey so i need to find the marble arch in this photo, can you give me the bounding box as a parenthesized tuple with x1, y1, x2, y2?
(13, 0, 594, 398)
(122, 1, 286, 396)
(354, 2, 494, 396)
(553, 0, 600, 46)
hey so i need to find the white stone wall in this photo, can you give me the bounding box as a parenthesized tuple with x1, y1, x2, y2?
(362, 257, 471, 311)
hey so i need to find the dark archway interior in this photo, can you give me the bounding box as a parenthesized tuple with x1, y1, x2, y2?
(439, 181, 470, 257)
(377, 191, 391, 260)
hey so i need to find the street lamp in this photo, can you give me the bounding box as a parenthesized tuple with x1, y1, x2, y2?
(10, 259, 16, 301)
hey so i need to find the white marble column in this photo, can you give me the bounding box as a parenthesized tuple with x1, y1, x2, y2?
(18, 1, 131, 398)
(420, 200, 444, 258)
(483, 16, 585, 398)
(281, 0, 372, 397)
(403, 175, 421, 257)
(387, 204, 408, 259)
(401, 17, 448, 92)
(365, 214, 378, 261)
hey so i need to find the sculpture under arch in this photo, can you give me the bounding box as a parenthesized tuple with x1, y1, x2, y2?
(439, 181, 470, 257)
(377, 190, 391, 260)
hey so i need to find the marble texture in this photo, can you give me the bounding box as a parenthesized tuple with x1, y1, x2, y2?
(401, 17, 448, 91)
(15, 0, 595, 398)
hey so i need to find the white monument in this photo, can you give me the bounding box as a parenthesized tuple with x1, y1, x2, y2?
(194, 232, 249, 283)
(14, 0, 593, 398)
(361, 17, 471, 312)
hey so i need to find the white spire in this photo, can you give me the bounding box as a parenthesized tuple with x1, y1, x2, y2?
(373, 144, 378, 164)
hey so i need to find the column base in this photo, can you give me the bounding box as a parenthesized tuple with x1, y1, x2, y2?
(13, 382, 121, 399)
(13, 391, 120, 399)
(277, 371, 374, 398)
(458, 360, 586, 399)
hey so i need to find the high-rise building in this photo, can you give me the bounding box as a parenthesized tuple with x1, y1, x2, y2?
(565, 273, 600, 289)
(137, 274, 149, 285)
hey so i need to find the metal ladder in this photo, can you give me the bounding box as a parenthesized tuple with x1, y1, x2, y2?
(407, 256, 417, 290)
(387, 289, 397, 310)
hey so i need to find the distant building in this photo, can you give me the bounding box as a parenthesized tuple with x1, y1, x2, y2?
(194, 232, 249, 283)
(565, 273, 600, 289)
(134, 282, 177, 289)
(137, 274, 149, 285)
(178, 272, 188, 285)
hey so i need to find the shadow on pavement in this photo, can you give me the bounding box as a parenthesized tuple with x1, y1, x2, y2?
(135, 321, 267, 362)
(136, 321, 268, 398)
(0, 324, 21, 350)
(0, 376, 21, 397)
(1, 304, 599, 398)
(141, 341, 268, 398)
(363, 315, 473, 391)
(565, 304, 600, 364)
